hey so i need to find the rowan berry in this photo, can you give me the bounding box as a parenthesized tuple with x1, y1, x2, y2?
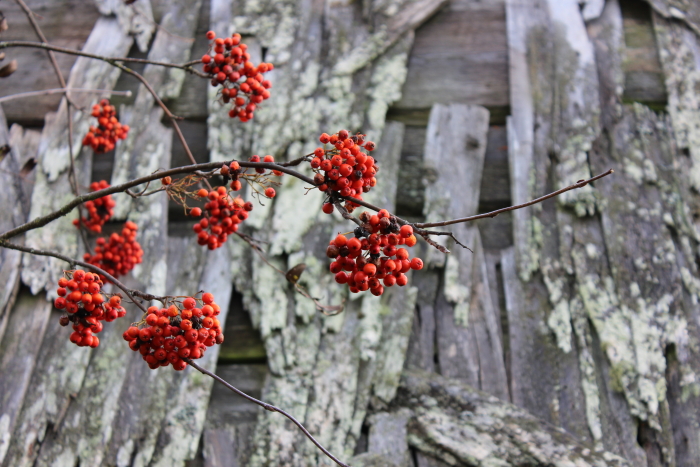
(325, 212, 423, 295)
(123, 292, 224, 370)
(202, 31, 273, 122)
(72, 181, 116, 233)
(54, 270, 125, 348)
(264, 187, 276, 198)
(82, 99, 128, 153)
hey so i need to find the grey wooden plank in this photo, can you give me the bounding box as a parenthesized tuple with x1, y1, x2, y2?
(1, 307, 92, 467)
(0, 109, 38, 345)
(589, 103, 697, 467)
(394, 0, 509, 110)
(620, 0, 668, 105)
(420, 103, 509, 401)
(0, 0, 102, 123)
(0, 293, 53, 465)
(149, 243, 235, 466)
(504, 0, 613, 450)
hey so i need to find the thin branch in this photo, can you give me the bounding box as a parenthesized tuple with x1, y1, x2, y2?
(414, 169, 615, 228)
(0, 240, 149, 314)
(0, 40, 208, 77)
(185, 359, 350, 467)
(0, 161, 314, 241)
(0, 88, 132, 104)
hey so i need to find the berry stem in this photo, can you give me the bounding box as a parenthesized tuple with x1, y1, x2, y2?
(185, 359, 351, 467)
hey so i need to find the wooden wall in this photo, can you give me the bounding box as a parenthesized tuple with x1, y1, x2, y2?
(2, 0, 700, 466)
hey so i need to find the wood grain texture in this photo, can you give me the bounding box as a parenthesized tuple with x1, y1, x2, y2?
(0, 109, 38, 345)
(394, 0, 509, 111)
(0, 0, 102, 123)
(503, 0, 651, 458)
(419, 103, 509, 401)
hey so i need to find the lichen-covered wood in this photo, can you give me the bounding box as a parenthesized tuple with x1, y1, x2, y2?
(2, 0, 700, 465)
(395, 370, 632, 467)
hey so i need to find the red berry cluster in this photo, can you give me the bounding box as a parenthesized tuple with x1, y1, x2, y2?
(84, 221, 144, 281)
(311, 130, 378, 214)
(202, 30, 273, 122)
(73, 180, 116, 233)
(122, 293, 224, 370)
(54, 269, 127, 348)
(328, 210, 423, 296)
(82, 99, 129, 153)
(190, 186, 253, 250)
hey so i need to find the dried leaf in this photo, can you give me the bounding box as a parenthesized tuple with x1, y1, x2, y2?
(285, 263, 306, 284)
(0, 60, 17, 78)
(20, 157, 37, 177)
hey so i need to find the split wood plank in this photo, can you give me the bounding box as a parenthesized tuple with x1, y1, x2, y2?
(420, 103, 509, 401)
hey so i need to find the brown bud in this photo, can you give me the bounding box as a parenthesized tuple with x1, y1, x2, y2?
(0, 60, 17, 78)
(59, 315, 70, 327)
(313, 173, 325, 185)
(326, 244, 340, 258)
(339, 245, 350, 257)
(355, 256, 367, 268)
(359, 211, 371, 223)
(379, 217, 391, 230)
(220, 164, 230, 175)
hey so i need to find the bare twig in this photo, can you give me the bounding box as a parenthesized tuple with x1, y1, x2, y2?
(413, 169, 615, 228)
(0, 161, 314, 241)
(0, 88, 132, 104)
(185, 359, 350, 467)
(0, 40, 208, 77)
